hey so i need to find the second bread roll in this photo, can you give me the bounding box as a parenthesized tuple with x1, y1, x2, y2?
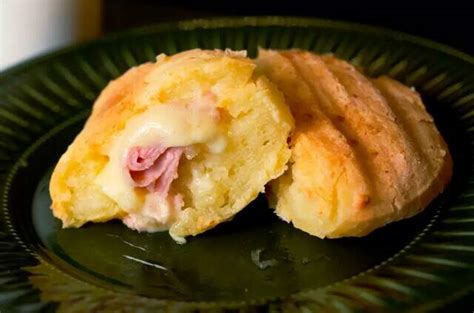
(257, 49, 452, 238)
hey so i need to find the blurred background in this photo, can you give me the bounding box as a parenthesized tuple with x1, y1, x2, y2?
(0, 0, 473, 71)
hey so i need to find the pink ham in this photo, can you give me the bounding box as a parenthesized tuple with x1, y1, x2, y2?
(152, 148, 183, 194)
(127, 145, 167, 171)
(126, 145, 184, 196)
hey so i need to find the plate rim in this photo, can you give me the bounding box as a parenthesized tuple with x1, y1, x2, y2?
(1, 16, 473, 81)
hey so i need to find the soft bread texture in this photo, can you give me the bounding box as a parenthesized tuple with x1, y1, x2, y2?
(257, 49, 452, 238)
(50, 49, 293, 242)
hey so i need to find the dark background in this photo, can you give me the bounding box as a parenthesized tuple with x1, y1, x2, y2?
(103, 1, 474, 55)
(102, 1, 473, 312)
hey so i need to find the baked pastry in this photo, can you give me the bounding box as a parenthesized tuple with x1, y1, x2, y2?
(50, 49, 293, 243)
(257, 49, 452, 238)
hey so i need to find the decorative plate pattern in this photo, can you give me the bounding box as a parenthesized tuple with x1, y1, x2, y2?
(0, 17, 473, 312)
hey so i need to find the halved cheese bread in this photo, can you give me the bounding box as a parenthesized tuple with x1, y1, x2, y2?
(257, 49, 452, 238)
(50, 49, 293, 243)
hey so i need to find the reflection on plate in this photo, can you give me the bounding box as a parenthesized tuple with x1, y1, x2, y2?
(0, 17, 473, 312)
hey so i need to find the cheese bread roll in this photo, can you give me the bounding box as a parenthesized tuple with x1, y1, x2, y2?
(257, 49, 452, 238)
(50, 49, 293, 243)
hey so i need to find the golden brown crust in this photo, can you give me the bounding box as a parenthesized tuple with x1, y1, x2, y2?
(49, 63, 154, 226)
(372, 76, 453, 218)
(258, 49, 452, 238)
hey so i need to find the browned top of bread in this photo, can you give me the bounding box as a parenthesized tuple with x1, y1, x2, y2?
(258, 49, 452, 238)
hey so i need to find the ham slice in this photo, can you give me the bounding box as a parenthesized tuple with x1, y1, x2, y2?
(127, 145, 167, 171)
(126, 145, 184, 196)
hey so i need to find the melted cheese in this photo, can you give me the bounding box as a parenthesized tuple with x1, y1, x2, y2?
(94, 103, 226, 217)
(122, 193, 182, 232)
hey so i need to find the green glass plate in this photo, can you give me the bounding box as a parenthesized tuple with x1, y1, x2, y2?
(0, 17, 473, 312)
